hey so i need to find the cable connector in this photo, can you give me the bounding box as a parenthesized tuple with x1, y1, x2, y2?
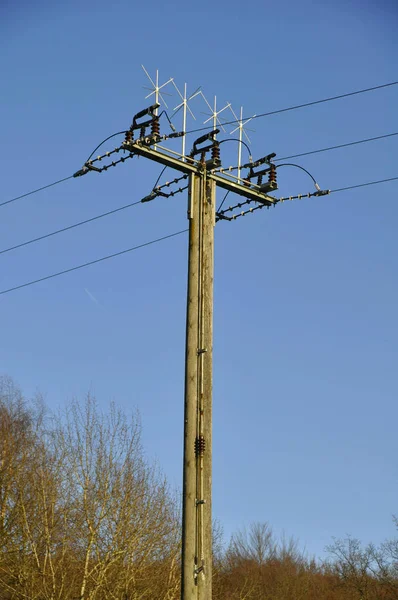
(141, 179, 189, 203)
(242, 153, 276, 169)
(141, 190, 168, 202)
(73, 166, 89, 178)
(141, 191, 157, 203)
(313, 183, 331, 195)
(73, 163, 102, 177)
(159, 110, 177, 132)
(313, 189, 331, 196)
(215, 212, 232, 222)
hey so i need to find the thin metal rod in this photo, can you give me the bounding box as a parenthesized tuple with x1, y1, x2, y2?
(238, 107, 243, 181)
(182, 83, 187, 158)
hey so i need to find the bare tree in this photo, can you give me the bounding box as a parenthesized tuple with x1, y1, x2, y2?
(367, 520, 398, 600)
(0, 379, 180, 600)
(55, 395, 180, 600)
(326, 536, 379, 600)
(226, 522, 276, 567)
(0, 376, 49, 600)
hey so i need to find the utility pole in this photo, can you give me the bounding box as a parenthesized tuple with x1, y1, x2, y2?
(118, 125, 277, 600)
(182, 171, 215, 600)
(78, 121, 279, 599)
(75, 83, 327, 598)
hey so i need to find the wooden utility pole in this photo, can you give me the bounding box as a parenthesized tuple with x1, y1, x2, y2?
(74, 82, 331, 599)
(182, 172, 215, 600)
(76, 83, 330, 597)
(119, 121, 277, 600)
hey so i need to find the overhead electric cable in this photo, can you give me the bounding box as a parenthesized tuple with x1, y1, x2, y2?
(153, 166, 168, 189)
(219, 139, 252, 161)
(0, 199, 142, 256)
(330, 176, 398, 193)
(0, 230, 188, 296)
(86, 131, 128, 162)
(276, 131, 398, 161)
(1, 168, 188, 257)
(0, 176, 73, 209)
(3, 129, 397, 211)
(1, 175, 396, 296)
(185, 81, 398, 135)
(217, 191, 230, 213)
(275, 163, 319, 188)
(0, 133, 130, 210)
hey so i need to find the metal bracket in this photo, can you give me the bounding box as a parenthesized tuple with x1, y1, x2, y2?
(190, 129, 219, 158)
(73, 163, 101, 177)
(197, 348, 207, 355)
(131, 103, 160, 131)
(194, 565, 205, 577)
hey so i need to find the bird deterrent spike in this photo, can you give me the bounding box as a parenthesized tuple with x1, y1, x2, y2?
(227, 105, 256, 181)
(171, 81, 203, 157)
(200, 94, 231, 133)
(141, 65, 174, 113)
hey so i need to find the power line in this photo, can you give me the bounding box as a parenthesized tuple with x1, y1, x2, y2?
(2, 79, 397, 211)
(0, 229, 188, 296)
(276, 131, 398, 162)
(1, 166, 187, 257)
(153, 166, 168, 189)
(0, 176, 73, 209)
(3, 127, 397, 213)
(0, 199, 142, 256)
(331, 176, 398, 193)
(0, 136, 129, 211)
(1, 175, 396, 296)
(219, 139, 252, 161)
(217, 191, 230, 213)
(2, 171, 397, 261)
(217, 176, 398, 220)
(215, 130, 398, 175)
(275, 163, 319, 187)
(86, 131, 127, 162)
(185, 81, 398, 135)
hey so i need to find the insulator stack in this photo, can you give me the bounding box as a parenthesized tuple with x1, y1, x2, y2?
(195, 435, 206, 457)
(151, 117, 160, 137)
(140, 125, 146, 139)
(125, 130, 133, 143)
(211, 143, 220, 162)
(268, 163, 277, 185)
(257, 175, 263, 186)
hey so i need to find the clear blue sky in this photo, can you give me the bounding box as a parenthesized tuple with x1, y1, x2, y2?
(1, 0, 397, 559)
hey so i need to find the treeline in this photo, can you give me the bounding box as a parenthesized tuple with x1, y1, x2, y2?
(1, 376, 397, 600)
(213, 522, 398, 600)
